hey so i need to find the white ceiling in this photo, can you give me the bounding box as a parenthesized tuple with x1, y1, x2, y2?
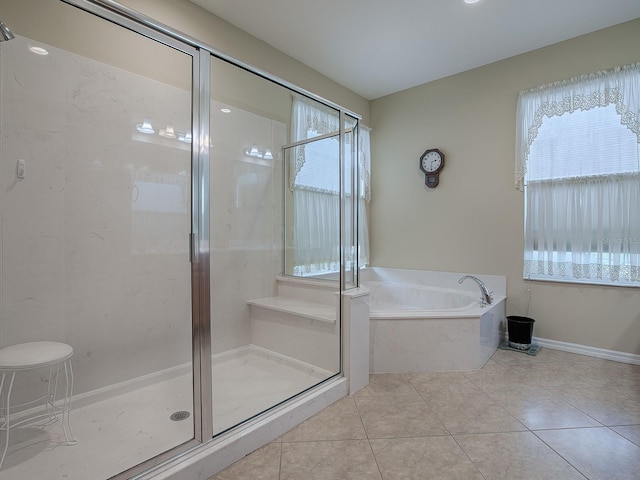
(191, 0, 640, 100)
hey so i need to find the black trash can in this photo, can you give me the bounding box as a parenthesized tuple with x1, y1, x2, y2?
(507, 316, 535, 350)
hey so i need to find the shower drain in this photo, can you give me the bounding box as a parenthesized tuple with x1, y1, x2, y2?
(170, 411, 191, 422)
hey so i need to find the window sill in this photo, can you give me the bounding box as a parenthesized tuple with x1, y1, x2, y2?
(523, 274, 640, 288)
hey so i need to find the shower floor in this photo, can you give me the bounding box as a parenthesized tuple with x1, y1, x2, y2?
(0, 345, 333, 480)
(211, 346, 333, 434)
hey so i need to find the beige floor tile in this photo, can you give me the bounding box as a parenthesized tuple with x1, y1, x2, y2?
(601, 361, 640, 387)
(490, 348, 547, 365)
(280, 440, 381, 480)
(426, 389, 527, 434)
(409, 371, 482, 402)
(551, 387, 640, 425)
(535, 427, 640, 480)
(280, 397, 366, 442)
(551, 361, 638, 389)
(406, 371, 465, 386)
(507, 362, 591, 389)
(463, 364, 534, 390)
(473, 357, 513, 373)
(456, 431, 585, 480)
(496, 360, 629, 391)
(611, 425, 640, 447)
(208, 442, 281, 480)
(354, 394, 448, 438)
(481, 384, 601, 430)
(407, 370, 470, 388)
(478, 380, 544, 398)
(354, 373, 417, 396)
(514, 396, 601, 430)
(370, 436, 484, 480)
(214, 350, 640, 480)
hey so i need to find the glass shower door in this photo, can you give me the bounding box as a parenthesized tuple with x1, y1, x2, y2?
(0, 1, 196, 478)
(208, 58, 341, 435)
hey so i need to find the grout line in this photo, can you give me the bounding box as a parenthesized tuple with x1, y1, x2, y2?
(277, 440, 282, 480)
(607, 425, 640, 447)
(279, 436, 374, 444)
(530, 425, 606, 432)
(531, 430, 591, 480)
(365, 439, 384, 480)
(409, 380, 453, 437)
(449, 434, 489, 480)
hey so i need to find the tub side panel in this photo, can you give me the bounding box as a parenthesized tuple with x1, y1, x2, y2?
(480, 299, 506, 349)
(370, 317, 486, 372)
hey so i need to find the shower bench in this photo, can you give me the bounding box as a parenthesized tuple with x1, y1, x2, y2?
(248, 275, 370, 394)
(247, 296, 336, 324)
(0, 341, 78, 470)
(247, 277, 340, 372)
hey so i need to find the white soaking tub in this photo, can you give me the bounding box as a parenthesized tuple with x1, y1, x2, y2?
(362, 267, 506, 372)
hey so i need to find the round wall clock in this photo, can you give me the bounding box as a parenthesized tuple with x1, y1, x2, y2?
(419, 148, 445, 188)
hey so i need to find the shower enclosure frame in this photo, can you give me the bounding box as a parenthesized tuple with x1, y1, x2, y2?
(12, 0, 362, 477)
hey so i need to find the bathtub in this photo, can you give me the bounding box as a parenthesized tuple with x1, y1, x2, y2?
(362, 267, 506, 372)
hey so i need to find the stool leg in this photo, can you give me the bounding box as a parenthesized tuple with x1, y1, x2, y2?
(47, 364, 58, 420)
(61, 359, 77, 445)
(0, 372, 16, 471)
(0, 373, 5, 427)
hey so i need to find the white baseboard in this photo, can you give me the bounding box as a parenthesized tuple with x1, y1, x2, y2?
(532, 336, 640, 365)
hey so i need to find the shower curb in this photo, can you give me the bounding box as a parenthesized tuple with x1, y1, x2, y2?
(136, 376, 348, 479)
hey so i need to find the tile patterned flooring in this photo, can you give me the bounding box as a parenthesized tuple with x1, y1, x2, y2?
(209, 348, 640, 480)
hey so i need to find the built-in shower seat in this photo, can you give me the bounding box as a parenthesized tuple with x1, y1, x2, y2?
(247, 296, 337, 324)
(0, 341, 77, 470)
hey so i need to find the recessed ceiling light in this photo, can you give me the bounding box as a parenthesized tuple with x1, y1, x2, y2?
(29, 46, 49, 55)
(464, 0, 481, 3)
(220, 108, 231, 113)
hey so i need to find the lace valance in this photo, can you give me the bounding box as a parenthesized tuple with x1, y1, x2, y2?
(515, 62, 640, 191)
(290, 94, 372, 202)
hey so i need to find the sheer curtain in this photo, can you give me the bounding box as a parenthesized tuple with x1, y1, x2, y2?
(293, 187, 341, 274)
(516, 62, 640, 285)
(290, 94, 371, 275)
(358, 125, 371, 267)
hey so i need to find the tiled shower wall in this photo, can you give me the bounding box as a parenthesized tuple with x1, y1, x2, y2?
(0, 35, 285, 404)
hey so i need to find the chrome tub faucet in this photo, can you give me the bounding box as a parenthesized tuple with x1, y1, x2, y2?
(458, 275, 493, 307)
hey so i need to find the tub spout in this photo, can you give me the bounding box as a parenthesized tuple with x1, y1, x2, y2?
(458, 275, 493, 307)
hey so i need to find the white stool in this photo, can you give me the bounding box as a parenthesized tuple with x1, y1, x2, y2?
(0, 341, 78, 470)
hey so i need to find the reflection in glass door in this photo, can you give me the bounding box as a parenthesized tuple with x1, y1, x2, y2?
(208, 59, 342, 435)
(0, 1, 195, 478)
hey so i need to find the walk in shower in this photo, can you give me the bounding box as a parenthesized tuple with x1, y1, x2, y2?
(0, 0, 359, 478)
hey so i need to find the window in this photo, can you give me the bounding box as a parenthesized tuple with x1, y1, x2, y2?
(515, 62, 640, 286)
(289, 95, 371, 276)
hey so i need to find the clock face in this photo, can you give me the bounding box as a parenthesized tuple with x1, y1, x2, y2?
(421, 151, 442, 173)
